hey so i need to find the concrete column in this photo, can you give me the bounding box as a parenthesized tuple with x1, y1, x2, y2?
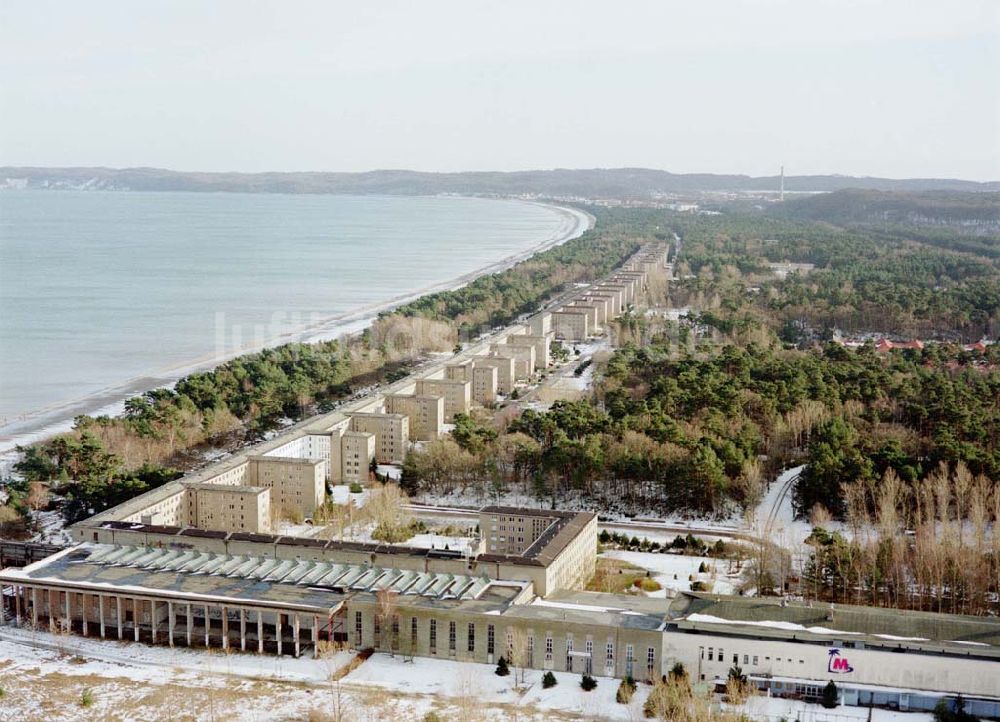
(293, 613, 300, 658)
(47, 589, 56, 632)
(116, 596, 123, 640)
(14, 585, 21, 624)
(257, 612, 264, 654)
(134, 598, 140, 642)
(31, 587, 38, 628)
(0, 585, 6, 624)
(312, 615, 319, 659)
(276, 613, 282, 656)
(240, 608, 246, 652)
(186, 603, 193, 647)
(221, 607, 229, 651)
(99, 595, 106, 638)
(151, 600, 157, 644)
(81, 594, 88, 637)
(204, 604, 210, 647)
(168, 602, 175, 648)
(64, 590, 71, 633)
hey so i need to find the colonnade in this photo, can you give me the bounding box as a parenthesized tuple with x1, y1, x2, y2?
(0, 583, 342, 659)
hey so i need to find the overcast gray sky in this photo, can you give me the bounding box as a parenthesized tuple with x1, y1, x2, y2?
(1, 0, 998, 180)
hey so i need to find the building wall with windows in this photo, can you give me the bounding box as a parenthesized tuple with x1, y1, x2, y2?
(551, 310, 590, 341)
(472, 357, 515, 396)
(385, 393, 445, 442)
(246, 456, 326, 519)
(184, 482, 271, 533)
(414, 379, 471, 421)
(340, 431, 375, 484)
(348, 413, 409, 464)
(506, 333, 551, 369)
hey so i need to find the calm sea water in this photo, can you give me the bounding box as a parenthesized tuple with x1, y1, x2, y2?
(0, 191, 581, 436)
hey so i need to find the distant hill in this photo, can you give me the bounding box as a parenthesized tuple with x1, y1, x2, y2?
(2, 166, 997, 197)
(770, 188, 1000, 234)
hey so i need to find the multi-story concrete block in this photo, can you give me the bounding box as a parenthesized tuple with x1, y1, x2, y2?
(385, 393, 445, 442)
(348, 412, 410, 464)
(550, 309, 590, 341)
(246, 456, 326, 519)
(506, 333, 551, 369)
(473, 357, 515, 396)
(341, 430, 375, 484)
(415, 378, 471, 421)
(490, 343, 535, 379)
(471, 364, 498, 405)
(527, 312, 551, 337)
(564, 302, 601, 330)
(183, 482, 271, 533)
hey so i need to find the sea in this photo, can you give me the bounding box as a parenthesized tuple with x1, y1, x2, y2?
(0, 190, 588, 452)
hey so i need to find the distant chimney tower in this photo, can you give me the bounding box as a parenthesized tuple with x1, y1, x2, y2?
(780, 165, 785, 202)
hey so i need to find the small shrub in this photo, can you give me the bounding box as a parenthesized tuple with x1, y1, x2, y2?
(495, 656, 510, 676)
(423, 713, 444, 722)
(580, 674, 598, 691)
(616, 676, 636, 703)
(698, 561, 709, 573)
(690, 581, 709, 592)
(542, 671, 557, 689)
(349, 482, 363, 493)
(0, 686, 5, 699)
(638, 578, 662, 592)
(821, 680, 838, 709)
(80, 689, 94, 708)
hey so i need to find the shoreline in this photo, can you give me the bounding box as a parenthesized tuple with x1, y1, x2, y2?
(0, 200, 593, 460)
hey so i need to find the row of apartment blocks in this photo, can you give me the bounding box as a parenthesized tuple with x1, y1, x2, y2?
(72, 246, 665, 539)
(549, 247, 667, 341)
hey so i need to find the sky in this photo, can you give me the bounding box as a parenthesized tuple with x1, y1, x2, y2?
(1, 1, 998, 180)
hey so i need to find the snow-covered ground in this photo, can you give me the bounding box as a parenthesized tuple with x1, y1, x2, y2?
(732, 695, 933, 722)
(601, 549, 740, 595)
(342, 652, 651, 721)
(329, 484, 369, 507)
(0, 627, 652, 721)
(400, 532, 475, 554)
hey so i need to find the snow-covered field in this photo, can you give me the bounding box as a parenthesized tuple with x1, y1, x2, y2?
(0, 627, 653, 721)
(732, 695, 933, 722)
(601, 549, 740, 595)
(341, 652, 651, 721)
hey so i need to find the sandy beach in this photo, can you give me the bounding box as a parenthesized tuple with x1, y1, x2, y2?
(0, 201, 592, 462)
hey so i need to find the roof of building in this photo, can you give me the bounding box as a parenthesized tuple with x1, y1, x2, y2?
(668, 593, 1000, 658)
(0, 544, 519, 613)
(183, 482, 268, 495)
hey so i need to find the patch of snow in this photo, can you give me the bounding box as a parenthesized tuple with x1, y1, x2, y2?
(686, 613, 861, 636)
(601, 549, 739, 595)
(873, 634, 929, 642)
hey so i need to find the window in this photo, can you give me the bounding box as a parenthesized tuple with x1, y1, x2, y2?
(545, 634, 553, 662)
(467, 623, 475, 653)
(429, 619, 437, 652)
(606, 641, 614, 669)
(355, 611, 362, 645)
(528, 634, 534, 667)
(733, 654, 738, 664)
(373, 614, 381, 646)
(708, 647, 713, 661)
(647, 647, 656, 678)
(753, 656, 759, 666)
(392, 615, 399, 649)
(585, 640, 593, 674)
(411, 617, 418, 649)
(449, 621, 456, 652)
(487, 624, 495, 655)
(506, 629, 514, 658)
(564, 637, 572, 670)
(718, 649, 723, 662)
(626, 644, 634, 676)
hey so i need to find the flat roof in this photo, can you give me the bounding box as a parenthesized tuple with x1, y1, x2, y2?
(183, 482, 268, 495)
(669, 593, 1000, 658)
(0, 544, 517, 612)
